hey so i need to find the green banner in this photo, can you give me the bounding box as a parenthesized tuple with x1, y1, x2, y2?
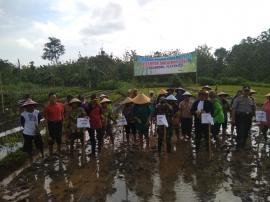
(134, 52, 197, 76)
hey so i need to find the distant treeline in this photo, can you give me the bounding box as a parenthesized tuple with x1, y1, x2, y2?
(1, 28, 270, 87)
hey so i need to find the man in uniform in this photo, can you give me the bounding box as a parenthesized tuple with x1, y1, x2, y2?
(231, 86, 256, 150)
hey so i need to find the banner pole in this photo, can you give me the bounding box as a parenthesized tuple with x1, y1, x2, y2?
(0, 73, 4, 113)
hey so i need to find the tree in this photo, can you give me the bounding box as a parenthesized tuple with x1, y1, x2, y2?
(42, 37, 65, 64)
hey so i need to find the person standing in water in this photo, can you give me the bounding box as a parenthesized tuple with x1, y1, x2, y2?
(232, 86, 256, 150)
(87, 94, 103, 155)
(179, 91, 193, 140)
(21, 99, 44, 163)
(133, 93, 152, 150)
(67, 98, 87, 155)
(156, 97, 174, 154)
(44, 92, 64, 156)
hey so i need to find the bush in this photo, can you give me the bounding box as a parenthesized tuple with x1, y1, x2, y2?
(198, 77, 219, 85)
(169, 75, 183, 87)
(220, 77, 249, 85)
(97, 80, 120, 90)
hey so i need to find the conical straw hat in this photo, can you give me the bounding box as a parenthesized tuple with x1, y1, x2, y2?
(21, 99, 38, 107)
(265, 93, 270, 97)
(182, 91, 192, 96)
(132, 93, 150, 104)
(166, 95, 177, 101)
(121, 97, 133, 104)
(250, 89, 256, 94)
(202, 85, 212, 90)
(159, 89, 168, 95)
(100, 98, 111, 104)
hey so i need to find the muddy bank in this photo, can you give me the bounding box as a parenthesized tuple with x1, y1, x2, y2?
(1, 122, 270, 201)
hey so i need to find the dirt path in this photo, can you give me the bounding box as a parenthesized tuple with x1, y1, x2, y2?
(1, 123, 270, 202)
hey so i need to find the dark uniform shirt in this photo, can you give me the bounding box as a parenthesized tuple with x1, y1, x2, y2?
(232, 95, 255, 114)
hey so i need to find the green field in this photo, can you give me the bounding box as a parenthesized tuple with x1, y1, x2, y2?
(140, 84, 270, 107)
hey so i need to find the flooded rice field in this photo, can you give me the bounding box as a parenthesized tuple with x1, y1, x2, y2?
(1, 123, 270, 202)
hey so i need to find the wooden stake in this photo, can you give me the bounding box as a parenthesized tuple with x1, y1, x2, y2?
(164, 125, 167, 153)
(208, 124, 212, 160)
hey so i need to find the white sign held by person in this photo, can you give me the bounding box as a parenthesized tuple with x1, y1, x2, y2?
(157, 115, 169, 127)
(77, 118, 90, 128)
(201, 113, 214, 125)
(117, 117, 128, 126)
(256, 111, 267, 122)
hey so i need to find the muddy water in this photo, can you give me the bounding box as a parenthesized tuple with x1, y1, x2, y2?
(1, 123, 270, 202)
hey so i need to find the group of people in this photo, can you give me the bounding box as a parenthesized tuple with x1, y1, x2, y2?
(19, 85, 270, 162)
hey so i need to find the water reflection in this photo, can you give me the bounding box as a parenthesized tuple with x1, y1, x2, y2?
(2, 122, 270, 201)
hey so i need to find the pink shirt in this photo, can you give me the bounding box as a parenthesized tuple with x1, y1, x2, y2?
(262, 100, 270, 127)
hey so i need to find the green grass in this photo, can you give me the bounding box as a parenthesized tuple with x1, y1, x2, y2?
(137, 84, 269, 107)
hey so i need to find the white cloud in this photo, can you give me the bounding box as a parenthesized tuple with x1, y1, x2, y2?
(1, 0, 270, 65)
(0, 8, 5, 16)
(16, 38, 34, 49)
(33, 21, 61, 36)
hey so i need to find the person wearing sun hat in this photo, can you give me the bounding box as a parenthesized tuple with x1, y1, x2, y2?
(191, 90, 214, 151)
(156, 97, 174, 153)
(86, 94, 103, 155)
(218, 92, 231, 135)
(156, 89, 168, 105)
(202, 85, 212, 91)
(122, 97, 137, 144)
(232, 86, 256, 150)
(179, 91, 193, 140)
(20, 99, 44, 163)
(175, 87, 186, 104)
(166, 94, 181, 140)
(67, 98, 87, 154)
(100, 98, 115, 145)
(132, 93, 152, 150)
(209, 91, 224, 142)
(261, 93, 270, 141)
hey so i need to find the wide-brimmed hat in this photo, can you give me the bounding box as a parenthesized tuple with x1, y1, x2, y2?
(159, 89, 168, 95)
(132, 93, 150, 104)
(265, 93, 270, 97)
(218, 92, 229, 96)
(99, 94, 108, 98)
(250, 89, 256, 94)
(121, 97, 133, 104)
(21, 99, 38, 107)
(182, 91, 192, 96)
(166, 95, 177, 101)
(175, 87, 185, 92)
(100, 98, 111, 104)
(198, 90, 209, 95)
(202, 85, 212, 90)
(69, 98, 81, 104)
(149, 90, 155, 94)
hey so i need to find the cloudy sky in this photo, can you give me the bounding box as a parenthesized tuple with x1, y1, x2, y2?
(0, 0, 270, 65)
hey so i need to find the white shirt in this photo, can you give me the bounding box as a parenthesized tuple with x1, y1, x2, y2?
(21, 110, 40, 136)
(197, 101, 204, 112)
